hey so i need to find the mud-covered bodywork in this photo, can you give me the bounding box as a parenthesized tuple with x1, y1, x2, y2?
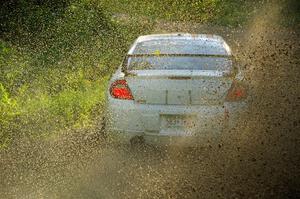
(106, 33, 249, 143)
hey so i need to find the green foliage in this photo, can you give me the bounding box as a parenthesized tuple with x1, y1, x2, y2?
(0, 83, 18, 124)
(15, 77, 108, 137)
(0, 0, 154, 147)
(0, 1, 116, 145)
(102, 0, 259, 27)
(0, 83, 19, 147)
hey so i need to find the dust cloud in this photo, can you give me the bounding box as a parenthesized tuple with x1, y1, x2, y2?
(1, 0, 299, 198)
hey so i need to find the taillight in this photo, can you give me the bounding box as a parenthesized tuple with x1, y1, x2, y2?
(225, 80, 247, 101)
(110, 79, 134, 100)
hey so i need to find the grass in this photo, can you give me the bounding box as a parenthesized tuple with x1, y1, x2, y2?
(0, 0, 155, 148)
(102, 0, 260, 27)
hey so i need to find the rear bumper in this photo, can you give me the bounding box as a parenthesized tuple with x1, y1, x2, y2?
(106, 98, 248, 142)
(105, 129, 226, 146)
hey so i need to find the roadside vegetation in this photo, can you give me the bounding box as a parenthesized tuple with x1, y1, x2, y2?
(0, 0, 299, 148)
(0, 0, 153, 147)
(102, 0, 260, 27)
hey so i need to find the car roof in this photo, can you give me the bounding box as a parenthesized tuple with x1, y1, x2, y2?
(128, 33, 231, 55)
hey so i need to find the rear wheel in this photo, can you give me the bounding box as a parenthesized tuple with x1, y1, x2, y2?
(99, 115, 139, 148)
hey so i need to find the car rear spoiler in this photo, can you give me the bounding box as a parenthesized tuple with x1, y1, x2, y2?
(121, 53, 236, 77)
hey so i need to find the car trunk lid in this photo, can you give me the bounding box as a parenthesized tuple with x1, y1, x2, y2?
(126, 70, 233, 105)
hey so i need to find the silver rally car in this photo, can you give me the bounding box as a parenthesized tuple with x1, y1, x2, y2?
(105, 33, 248, 145)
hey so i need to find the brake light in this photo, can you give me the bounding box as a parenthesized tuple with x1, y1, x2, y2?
(110, 79, 134, 100)
(225, 80, 247, 101)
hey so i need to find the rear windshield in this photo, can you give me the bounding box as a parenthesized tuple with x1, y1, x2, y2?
(127, 56, 232, 71)
(133, 39, 228, 55)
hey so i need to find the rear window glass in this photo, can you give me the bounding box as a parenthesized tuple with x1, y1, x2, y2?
(127, 56, 232, 71)
(133, 39, 228, 55)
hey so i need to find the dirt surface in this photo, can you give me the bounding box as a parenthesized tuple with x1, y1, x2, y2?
(1, 2, 300, 199)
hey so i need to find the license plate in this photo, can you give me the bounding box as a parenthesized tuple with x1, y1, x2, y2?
(160, 115, 197, 136)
